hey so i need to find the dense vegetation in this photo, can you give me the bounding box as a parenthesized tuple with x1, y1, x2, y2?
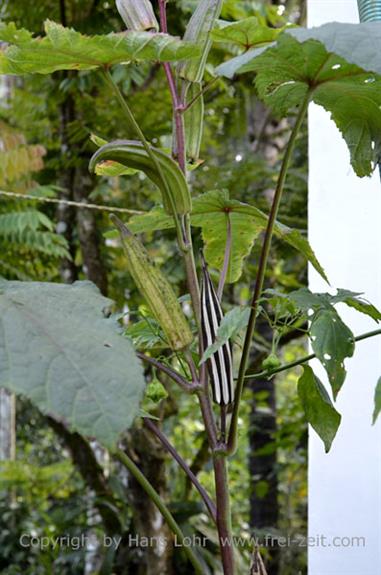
(0, 1, 380, 574)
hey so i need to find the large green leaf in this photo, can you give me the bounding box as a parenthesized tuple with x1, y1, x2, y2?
(0, 280, 145, 448)
(0, 20, 199, 75)
(297, 365, 341, 452)
(125, 190, 327, 283)
(216, 22, 381, 176)
(0, 22, 33, 44)
(287, 23, 381, 76)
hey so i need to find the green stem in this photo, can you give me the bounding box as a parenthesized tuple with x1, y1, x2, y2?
(114, 449, 206, 574)
(245, 327, 381, 380)
(101, 68, 187, 251)
(227, 94, 311, 455)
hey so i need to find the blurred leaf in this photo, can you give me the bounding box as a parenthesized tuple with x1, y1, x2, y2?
(297, 365, 341, 452)
(372, 377, 381, 424)
(94, 160, 138, 177)
(0, 21, 33, 44)
(145, 380, 168, 403)
(0, 280, 145, 447)
(125, 317, 167, 350)
(0, 20, 200, 75)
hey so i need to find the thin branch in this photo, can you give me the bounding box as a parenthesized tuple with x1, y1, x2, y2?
(179, 77, 219, 113)
(197, 389, 218, 449)
(184, 348, 199, 383)
(101, 68, 187, 250)
(245, 327, 381, 380)
(137, 352, 198, 393)
(227, 94, 311, 455)
(144, 418, 217, 523)
(217, 213, 232, 301)
(158, 0, 186, 173)
(114, 449, 206, 574)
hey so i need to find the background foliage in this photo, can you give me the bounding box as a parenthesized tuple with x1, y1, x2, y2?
(0, 1, 310, 574)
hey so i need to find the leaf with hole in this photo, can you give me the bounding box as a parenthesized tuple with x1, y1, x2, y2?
(297, 365, 341, 452)
(310, 309, 355, 399)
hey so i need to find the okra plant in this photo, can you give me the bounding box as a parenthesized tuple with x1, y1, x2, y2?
(1, 1, 381, 574)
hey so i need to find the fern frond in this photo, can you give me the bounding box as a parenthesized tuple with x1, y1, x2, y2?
(0, 209, 70, 259)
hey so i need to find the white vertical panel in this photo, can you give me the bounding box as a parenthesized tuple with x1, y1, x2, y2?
(308, 1, 381, 574)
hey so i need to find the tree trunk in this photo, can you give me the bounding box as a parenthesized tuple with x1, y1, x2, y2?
(73, 168, 108, 295)
(0, 390, 15, 461)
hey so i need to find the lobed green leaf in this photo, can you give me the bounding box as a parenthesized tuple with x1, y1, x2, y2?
(216, 22, 381, 176)
(127, 190, 327, 283)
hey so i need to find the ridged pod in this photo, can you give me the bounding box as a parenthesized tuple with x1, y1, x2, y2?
(111, 215, 193, 351)
(116, 0, 159, 32)
(177, 0, 223, 83)
(200, 254, 234, 405)
(89, 140, 191, 215)
(184, 82, 204, 163)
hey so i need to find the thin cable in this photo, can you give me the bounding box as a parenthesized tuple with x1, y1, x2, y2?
(0, 189, 144, 215)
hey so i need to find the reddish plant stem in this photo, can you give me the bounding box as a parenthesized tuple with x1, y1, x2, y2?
(144, 418, 217, 523)
(137, 351, 199, 393)
(179, 77, 219, 113)
(158, 5, 232, 575)
(158, 0, 186, 173)
(213, 455, 235, 574)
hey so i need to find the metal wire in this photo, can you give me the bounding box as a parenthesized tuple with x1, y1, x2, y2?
(0, 189, 144, 215)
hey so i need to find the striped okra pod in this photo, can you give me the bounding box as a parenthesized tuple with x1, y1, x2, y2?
(200, 254, 234, 405)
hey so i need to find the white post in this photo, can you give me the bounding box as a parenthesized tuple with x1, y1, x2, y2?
(308, 1, 381, 574)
